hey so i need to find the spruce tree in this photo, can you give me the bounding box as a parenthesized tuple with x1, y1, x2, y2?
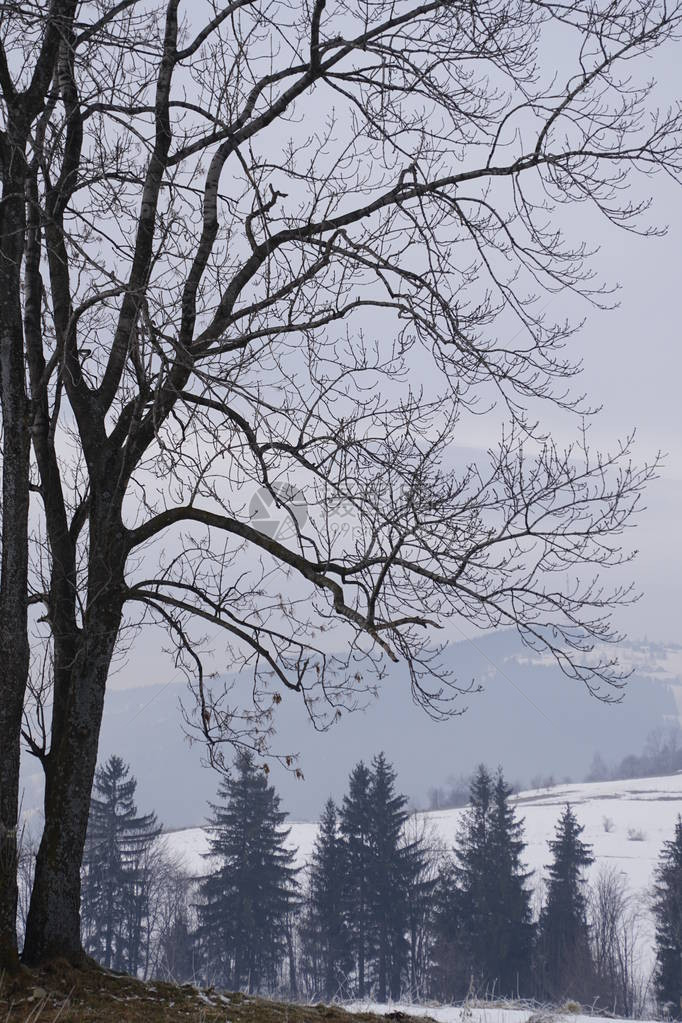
(453, 763, 492, 994)
(430, 855, 468, 1001)
(653, 816, 682, 1016)
(536, 804, 594, 1002)
(370, 752, 428, 1002)
(446, 765, 533, 997)
(300, 798, 352, 1000)
(339, 754, 430, 1001)
(488, 769, 534, 995)
(81, 754, 160, 973)
(339, 761, 375, 997)
(197, 752, 298, 993)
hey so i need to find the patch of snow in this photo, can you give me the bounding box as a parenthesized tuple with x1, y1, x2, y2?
(343, 1005, 658, 1023)
(515, 639, 682, 684)
(164, 820, 319, 879)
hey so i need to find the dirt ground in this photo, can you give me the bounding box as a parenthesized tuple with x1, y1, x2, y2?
(0, 963, 427, 1023)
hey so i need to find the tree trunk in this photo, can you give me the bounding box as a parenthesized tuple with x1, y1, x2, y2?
(390, 938, 401, 1002)
(0, 119, 31, 973)
(22, 611, 121, 964)
(325, 941, 334, 1001)
(358, 920, 365, 998)
(377, 919, 388, 1002)
(286, 922, 298, 999)
(0, 361, 30, 971)
(0, 358, 30, 971)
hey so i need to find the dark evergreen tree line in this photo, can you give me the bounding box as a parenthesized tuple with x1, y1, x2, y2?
(299, 753, 433, 1002)
(189, 754, 599, 1005)
(79, 750, 682, 1018)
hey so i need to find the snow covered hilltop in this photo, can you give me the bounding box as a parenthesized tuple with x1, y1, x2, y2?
(165, 771, 682, 892)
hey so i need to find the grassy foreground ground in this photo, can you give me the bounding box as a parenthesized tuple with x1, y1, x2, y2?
(0, 964, 417, 1023)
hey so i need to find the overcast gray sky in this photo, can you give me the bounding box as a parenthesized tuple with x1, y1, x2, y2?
(544, 173, 682, 642)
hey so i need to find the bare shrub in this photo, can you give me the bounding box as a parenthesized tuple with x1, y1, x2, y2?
(589, 866, 653, 1018)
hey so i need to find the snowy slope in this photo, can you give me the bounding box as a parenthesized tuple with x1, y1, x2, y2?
(425, 773, 682, 894)
(164, 819, 320, 877)
(344, 1006, 657, 1023)
(164, 772, 682, 896)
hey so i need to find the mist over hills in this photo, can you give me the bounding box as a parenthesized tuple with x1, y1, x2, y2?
(20, 631, 682, 830)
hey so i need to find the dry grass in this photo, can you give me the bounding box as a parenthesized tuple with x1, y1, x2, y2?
(0, 964, 430, 1023)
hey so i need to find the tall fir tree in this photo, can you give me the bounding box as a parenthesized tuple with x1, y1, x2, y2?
(435, 765, 533, 998)
(488, 769, 534, 995)
(339, 761, 375, 997)
(81, 754, 160, 973)
(452, 763, 493, 995)
(535, 804, 595, 1002)
(197, 753, 298, 993)
(300, 798, 352, 1000)
(653, 816, 682, 1016)
(338, 754, 431, 1001)
(369, 752, 428, 1002)
(430, 855, 468, 1001)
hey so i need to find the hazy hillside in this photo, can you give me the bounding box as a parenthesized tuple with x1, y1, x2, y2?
(20, 632, 682, 829)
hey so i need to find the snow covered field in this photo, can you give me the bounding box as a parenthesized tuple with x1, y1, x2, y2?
(165, 772, 682, 896)
(343, 1005, 657, 1023)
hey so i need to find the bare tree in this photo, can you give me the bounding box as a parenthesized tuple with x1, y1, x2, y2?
(0, 0, 65, 971)
(404, 815, 443, 1001)
(141, 842, 196, 983)
(590, 866, 653, 1017)
(0, 0, 680, 965)
(15, 825, 38, 953)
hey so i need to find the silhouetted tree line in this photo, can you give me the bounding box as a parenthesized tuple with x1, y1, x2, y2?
(69, 753, 682, 1015)
(587, 727, 682, 785)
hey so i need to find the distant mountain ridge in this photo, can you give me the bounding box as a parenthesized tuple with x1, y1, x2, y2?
(20, 631, 682, 830)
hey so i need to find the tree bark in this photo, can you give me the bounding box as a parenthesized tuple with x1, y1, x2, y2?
(0, 6, 71, 969)
(0, 114, 30, 974)
(22, 623, 120, 964)
(0, 332, 30, 973)
(23, 497, 125, 964)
